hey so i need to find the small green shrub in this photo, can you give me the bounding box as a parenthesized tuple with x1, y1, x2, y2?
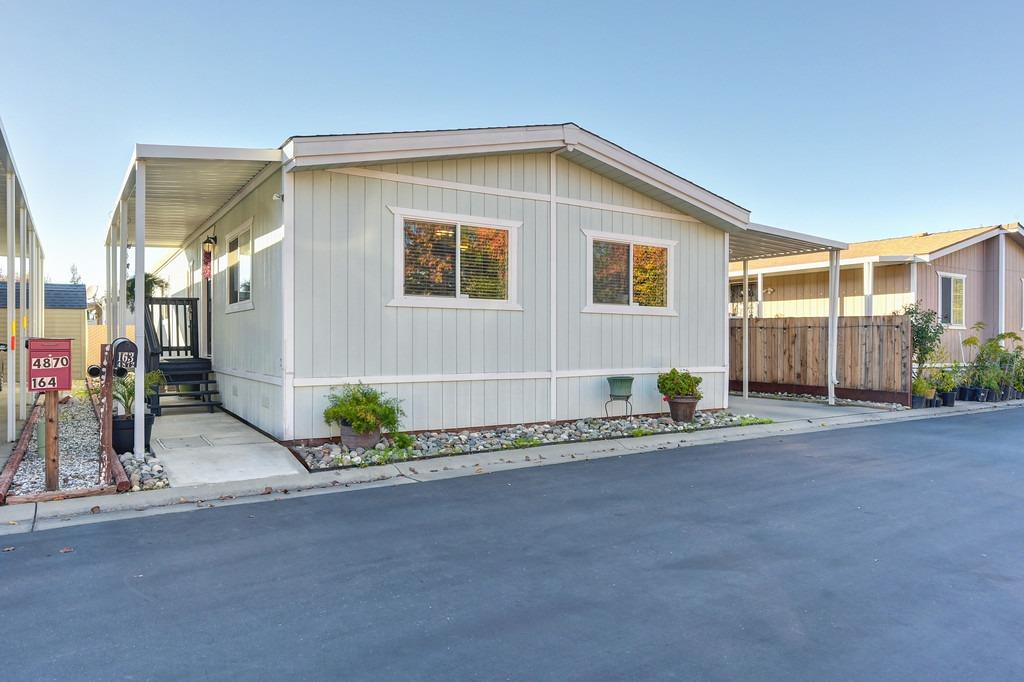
(657, 368, 703, 399)
(112, 370, 166, 415)
(630, 428, 654, 437)
(933, 369, 958, 393)
(738, 416, 774, 426)
(901, 303, 946, 379)
(912, 376, 931, 397)
(323, 384, 404, 435)
(511, 436, 542, 448)
(391, 432, 416, 449)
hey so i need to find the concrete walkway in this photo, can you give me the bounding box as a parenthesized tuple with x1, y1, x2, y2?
(151, 403, 305, 487)
(729, 395, 890, 422)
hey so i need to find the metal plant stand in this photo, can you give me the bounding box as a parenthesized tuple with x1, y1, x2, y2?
(605, 375, 635, 417)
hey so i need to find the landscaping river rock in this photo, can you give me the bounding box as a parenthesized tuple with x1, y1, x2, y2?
(117, 451, 171, 492)
(297, 411, 769, 470)
(9, 397, 101, 496)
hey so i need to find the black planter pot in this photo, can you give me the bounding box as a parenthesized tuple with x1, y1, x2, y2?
(911, 395, 926, 409)
(973, 388, 987, 402)
(939, 391, 956, 407)
(112, 414, 155, 455)
(956, 386, 969, 401)
(987, 389, 1000, 403)
(932, 397, 944, 407)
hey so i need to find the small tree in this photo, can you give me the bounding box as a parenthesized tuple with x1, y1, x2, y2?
(901, 303, 945, 378)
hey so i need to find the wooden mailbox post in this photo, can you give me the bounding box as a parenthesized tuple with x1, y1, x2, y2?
(27, 338, 73, 491)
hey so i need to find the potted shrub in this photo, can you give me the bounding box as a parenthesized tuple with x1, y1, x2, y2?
(111, 370, 165, 454)
(657, 369, 703, 423)
(911, 376, 929, 409)
(934, 370, 957, 407)
(323, 384, 404, 450)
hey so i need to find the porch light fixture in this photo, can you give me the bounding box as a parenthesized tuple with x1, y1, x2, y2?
(202, 235, 218, 254)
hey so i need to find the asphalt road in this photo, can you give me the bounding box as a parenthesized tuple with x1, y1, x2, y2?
(4, 410, 1024, 680)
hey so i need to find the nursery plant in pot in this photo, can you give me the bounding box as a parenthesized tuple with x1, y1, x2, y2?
(323, 384, 404, 450)
(111, 370, 166, 454)
(911, 376, 929, 409)
(657, 368, 703, 423)
(935, 370, 958, 407)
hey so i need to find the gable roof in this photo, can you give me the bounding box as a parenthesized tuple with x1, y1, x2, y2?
(0, 282, 87, 309)
(730, 223, 1022, 275)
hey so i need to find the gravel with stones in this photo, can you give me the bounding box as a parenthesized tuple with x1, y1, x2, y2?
(9, 397, 102, 496)
(117, 450, 171, 492)
(736, 390, 906, 410)
(297, 411, 769, 470)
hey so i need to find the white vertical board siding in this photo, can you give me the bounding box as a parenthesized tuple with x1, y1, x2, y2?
(154, 170, 286, 436)
(291, 154, 726, 436)
(554, 156, 726, 419)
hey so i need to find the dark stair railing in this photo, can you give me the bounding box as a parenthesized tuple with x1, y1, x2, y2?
(144, 297, 220, 416)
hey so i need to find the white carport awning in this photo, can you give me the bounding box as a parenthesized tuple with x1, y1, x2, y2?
(729, 222, 847, 262)
(106, 145, 282, 248)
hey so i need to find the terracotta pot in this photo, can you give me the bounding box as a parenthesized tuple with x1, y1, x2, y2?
(339, 423, 381, 450)
(924, 387, 937, 400)
(667, 396, 698, 423)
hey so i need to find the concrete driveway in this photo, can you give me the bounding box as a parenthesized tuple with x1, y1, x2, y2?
(2, 409, 1023, 680)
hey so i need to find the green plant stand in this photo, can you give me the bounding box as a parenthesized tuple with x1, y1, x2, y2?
(605, 376, 634, 417)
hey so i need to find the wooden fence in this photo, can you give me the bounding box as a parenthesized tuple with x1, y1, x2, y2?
(729, 315, 913, 405)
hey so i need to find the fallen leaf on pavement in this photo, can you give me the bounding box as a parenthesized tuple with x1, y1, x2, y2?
(90, 506, 101, 514)
(2, 546, 14, 552)
(218, 495, 235, 501)
(59, 547, 74, 554)
(6, 520, 17, 526)
(261, 487, 272, 495)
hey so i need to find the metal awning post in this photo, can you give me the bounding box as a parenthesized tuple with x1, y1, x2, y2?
(133, 160, 147, 455)
(18, 206, 27, 421)
(742, 259, 750, 399)
(6, 171, 15, 441)
(119, 199, 128, 338)
(827, 249, 840, 405)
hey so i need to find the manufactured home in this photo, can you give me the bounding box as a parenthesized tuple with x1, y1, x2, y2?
(729, 224, 1024, 360)
(103, 124, 844, 445)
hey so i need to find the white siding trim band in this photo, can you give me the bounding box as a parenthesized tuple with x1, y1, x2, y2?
(216, 367, 285, 386)
(328, 167, 700, 224)
(292, 367, 727, 388)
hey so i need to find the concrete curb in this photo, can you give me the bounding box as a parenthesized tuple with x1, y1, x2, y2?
(4, 399, 1020, 534)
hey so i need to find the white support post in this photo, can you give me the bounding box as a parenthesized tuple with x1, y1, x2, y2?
(742, 259, 750, 399)
(105, 234, 112, 330)
(827, 249, 840, 406)
(119, 199, 128, 338)
(6, 172, 16, 440)
(998, 233, 1006, 337)
(863, 261, 874, 317)
(909, 261, 918, 305)
(756, 272, 764, 319)
(723, 233, 730, 410)
(28, 232, 35, 340)
(18, 207, 27, 421)
(133, 161, 146, 455)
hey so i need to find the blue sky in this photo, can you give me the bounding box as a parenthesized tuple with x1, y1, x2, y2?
(1, 0, 1021, 287)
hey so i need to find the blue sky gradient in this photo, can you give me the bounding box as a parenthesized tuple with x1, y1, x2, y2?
(2, 0, 1021, 286)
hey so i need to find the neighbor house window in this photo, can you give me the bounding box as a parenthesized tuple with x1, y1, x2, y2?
(729, 281, 759, 318)
(389, 207, 520, 310)
(584, 229, 676, 315)
(938, 272, 965, 327)
(226, 219, 253, 312)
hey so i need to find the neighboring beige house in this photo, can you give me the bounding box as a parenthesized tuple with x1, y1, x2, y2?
(0, 282, 88, 379)
(729, 223, 1024, 360)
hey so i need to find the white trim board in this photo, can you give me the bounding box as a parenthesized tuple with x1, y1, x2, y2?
(329, 167, 701, 224)
(215, 367, 285, 386)
(292, 367, 727, 388)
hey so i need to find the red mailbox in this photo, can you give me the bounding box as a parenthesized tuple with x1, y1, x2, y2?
(27, 338, 73, 393)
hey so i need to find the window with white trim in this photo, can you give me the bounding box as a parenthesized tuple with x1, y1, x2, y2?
(938, 273, 965, 327)
(584, 229, 675, 315)
(389, 207, 520, 310)
(226, 219, 254, 312)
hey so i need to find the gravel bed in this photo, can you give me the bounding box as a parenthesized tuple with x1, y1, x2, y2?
(117, 451, 171, 492)
(297, 411, 770, 470)
(735, 390, 906, 411)
(9, 397, 102, 496)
